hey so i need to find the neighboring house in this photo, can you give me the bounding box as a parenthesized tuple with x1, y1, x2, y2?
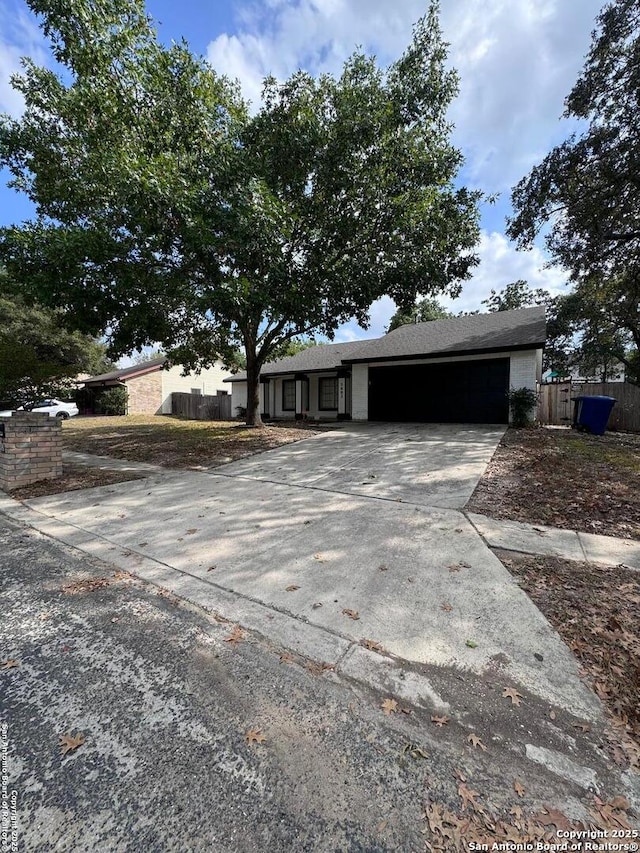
(226, 307, 546, 424)
(79, 357, 231, 415)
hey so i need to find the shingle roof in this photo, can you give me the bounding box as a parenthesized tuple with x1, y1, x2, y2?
(225, 340, 376, 382)
(343, 307, 546, 363)
(224, 307, 546, 381)
(82, 356, 166, 384)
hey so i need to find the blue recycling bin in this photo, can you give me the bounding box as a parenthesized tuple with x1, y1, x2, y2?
(572, 395, 616, 435)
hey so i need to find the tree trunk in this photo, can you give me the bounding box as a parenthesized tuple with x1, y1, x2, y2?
(245, 351, 263, 427)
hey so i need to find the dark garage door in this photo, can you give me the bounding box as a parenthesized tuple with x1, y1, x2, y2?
(368, 359, 510, 423)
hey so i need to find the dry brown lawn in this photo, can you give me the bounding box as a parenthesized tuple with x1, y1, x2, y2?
(62, 415, 321, 469)
(467, 427, 640, 540)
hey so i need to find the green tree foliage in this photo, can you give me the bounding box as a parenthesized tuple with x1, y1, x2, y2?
(481, 280, 552, 313)
(483, 279, 636, 382)
(0, 0, 482, 424)
(507, 0, 640, 384)
(131, 348, 164, 366)
(0, 274, 114, 406)
(387, 297, 451, 332)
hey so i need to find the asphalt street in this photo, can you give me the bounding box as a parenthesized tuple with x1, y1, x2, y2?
(1, 512, 636, 852)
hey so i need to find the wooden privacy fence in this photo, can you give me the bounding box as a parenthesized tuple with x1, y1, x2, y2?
(538, 381, 640, 432)
(171, 392, 232, 421)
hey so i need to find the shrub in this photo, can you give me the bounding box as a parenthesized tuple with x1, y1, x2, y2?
(99, 386, 128, 416)
(507, 387, 538, 428)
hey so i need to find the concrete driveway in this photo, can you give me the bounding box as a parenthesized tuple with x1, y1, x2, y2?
(218, 422, 506, 508)
(7, 423, 601, 721)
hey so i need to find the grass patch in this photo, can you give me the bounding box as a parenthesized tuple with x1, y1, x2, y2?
(9, 463, 144, 500)
(498, 549, 640, 771)
(62, 415, 321, 469)
(467, 427, 640, 540)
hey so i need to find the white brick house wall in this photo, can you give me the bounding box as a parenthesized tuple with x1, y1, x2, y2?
(508, 350, 539, 390)
(509, 349, 541, 422)
(351, 364, 369, 421)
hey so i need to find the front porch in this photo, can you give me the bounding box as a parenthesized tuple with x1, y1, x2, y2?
(260, 369, 352, 421)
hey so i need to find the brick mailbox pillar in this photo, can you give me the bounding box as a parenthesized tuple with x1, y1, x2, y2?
(0, 412, 63, 492)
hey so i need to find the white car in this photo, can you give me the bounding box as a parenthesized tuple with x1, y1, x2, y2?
(20, 399, 79, 419)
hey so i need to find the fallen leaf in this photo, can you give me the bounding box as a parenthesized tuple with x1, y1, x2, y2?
(465, 639, 478, 649)
(402, 742, 428, 759)
(448, 564, 461, 573)
(362, 639, 384, 652)
(311, 602, 323, 609)
(279, 652, 295, 664)
(431, 715, 450, 727)
(609, 796, 630, 811)
(113, 570, 131, 581)
(502, 687, 523, 706)
(467, 734, 487, 751)
(378, 564, 388, 572)
(59, 733, 85, 756)
(342, 608, 360, 621)
(534, 806, 572, 832)
(458, 782, 480, 812)
(285, 584, 300, 592)
(224, 626, 245, 646)
(381, 698, 398, 715)
(313, 553, 327, 562)
(306, 661, 334, 676)
(453, 768, 467, 782)
(376, 820, 388, 833)
(207, 565, 217, 572)
(0, 660, 19, 670)
(245, 729, 266, 745)
(441, 602, 453, 612)
(62, 577, 111, 594)
(514, 781, 525, 798)
(185, 528, 198, 535)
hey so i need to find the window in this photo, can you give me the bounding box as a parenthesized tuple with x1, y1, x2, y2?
(282, 379, 296, 411)
(319, 377, 338, 410)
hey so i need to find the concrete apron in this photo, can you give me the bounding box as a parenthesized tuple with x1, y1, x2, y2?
(8, 453, 601, 723)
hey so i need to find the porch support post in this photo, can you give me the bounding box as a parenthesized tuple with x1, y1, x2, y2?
(260, 376, 270, 420)
(294, 373, 307, 421)
(337, 368, 350, 421)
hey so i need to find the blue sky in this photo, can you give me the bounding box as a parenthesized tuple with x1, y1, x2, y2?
(0, 0, 604, 354)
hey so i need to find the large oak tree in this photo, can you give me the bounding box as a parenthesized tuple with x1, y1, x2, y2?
(1, 0, 482, 424)
(507, 0, 640, 384)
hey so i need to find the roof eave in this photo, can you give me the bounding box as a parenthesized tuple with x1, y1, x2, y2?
(342, 341, 546, 365)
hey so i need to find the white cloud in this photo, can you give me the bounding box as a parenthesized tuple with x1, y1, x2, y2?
(0, 6, 48, 116)
(332, 230, 570, 341)
(207, 1, 602, 180)
(440, 230, 569, 314)
(205, 0, 596, 337)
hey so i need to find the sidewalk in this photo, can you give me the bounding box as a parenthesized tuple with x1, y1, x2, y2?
(66, 449, 640, 571)
(467, 512, 640, 570)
